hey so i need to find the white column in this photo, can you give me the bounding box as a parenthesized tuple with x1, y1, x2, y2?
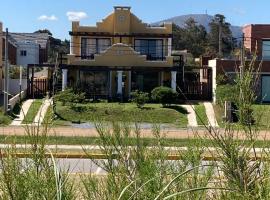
(117, 71, 123, 95)
(62, 69, 68, 91)
(168, 38, 172, 56)
(171, 71, 177, 91)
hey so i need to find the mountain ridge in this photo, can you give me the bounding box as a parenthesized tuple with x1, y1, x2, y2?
(152, 14, 242, 39)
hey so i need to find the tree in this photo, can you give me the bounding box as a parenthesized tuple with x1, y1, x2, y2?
(172, 18, 208, 57)
(208, 14, 235, 57)
(34, 29, 52, 36)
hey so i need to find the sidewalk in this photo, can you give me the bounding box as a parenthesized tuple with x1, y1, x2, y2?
(1, 126, 270, 140)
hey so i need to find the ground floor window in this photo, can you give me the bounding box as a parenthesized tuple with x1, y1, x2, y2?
(131, 71, 159, 93)
(78, 71, 109, 97)
(262, 75, 270, 102)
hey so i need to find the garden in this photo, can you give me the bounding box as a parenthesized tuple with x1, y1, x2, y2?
(52, 86, 189, 127)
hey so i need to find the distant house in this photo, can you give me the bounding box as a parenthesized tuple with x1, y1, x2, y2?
(65, 6, 175, 99)
(9, 32, 50, 65)
(208, 24, 270, 103)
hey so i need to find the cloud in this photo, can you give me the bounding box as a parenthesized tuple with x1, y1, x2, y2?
(66, 11, 88, 21)
(38, 15, 58, 21)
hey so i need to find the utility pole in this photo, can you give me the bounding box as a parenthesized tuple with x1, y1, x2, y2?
(218, 22, 222, 58)
(4, 28, 9, 113)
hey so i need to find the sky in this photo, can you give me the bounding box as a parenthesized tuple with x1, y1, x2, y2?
(1, 0, 270, 40)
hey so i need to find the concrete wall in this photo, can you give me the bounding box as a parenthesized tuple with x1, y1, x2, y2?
(9, 90, 26, 110)
(16, 41, 39, 66)
(2, 79, 27, 95)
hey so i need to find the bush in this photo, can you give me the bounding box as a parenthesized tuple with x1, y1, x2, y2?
(151, 86, 178, 107)
(54, 88, 85, 106)
(130, 90, 149, 108)
(215, 84, 237, 106)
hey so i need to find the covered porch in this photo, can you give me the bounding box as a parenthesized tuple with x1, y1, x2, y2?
(61, 65, 179, 100)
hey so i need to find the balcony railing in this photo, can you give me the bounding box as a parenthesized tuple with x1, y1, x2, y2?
(79, 44, 170, 61)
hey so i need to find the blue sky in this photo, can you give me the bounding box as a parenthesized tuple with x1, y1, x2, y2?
(1, 0, 270, 39)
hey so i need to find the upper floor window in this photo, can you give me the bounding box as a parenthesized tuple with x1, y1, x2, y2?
(20, 50, 27, 56)
(134, 39, 164, 60)
(81, 38, 111, 59)
(262, 40, 270, 60)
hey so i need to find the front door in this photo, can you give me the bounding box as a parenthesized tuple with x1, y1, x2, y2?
(262, 75, 270, 102)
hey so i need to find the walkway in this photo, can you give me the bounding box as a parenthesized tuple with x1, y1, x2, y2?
(181, 105, 198, 127)
(11, 99, 34, 126)
(33, 98, 52, 125)
(204, 102, 219, 127)
(1, 126, 270, 140)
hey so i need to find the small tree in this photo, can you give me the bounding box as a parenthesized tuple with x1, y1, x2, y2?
(54, 88, 85, 106)
(151, 86, 178, 107)
(130, 90, 149, 108)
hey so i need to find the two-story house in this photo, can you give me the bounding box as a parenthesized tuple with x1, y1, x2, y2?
(208, 24, 270, 103)
(65, 6, 176, 99)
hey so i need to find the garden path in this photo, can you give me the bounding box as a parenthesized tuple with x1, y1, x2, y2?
(204, 102, 219, 127)
(181, 105, 198, 127)
(11, 99, 34, 126)
(33, 98, 52, 125)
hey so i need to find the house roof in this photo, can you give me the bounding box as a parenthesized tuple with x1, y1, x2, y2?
(9, 33, 50, 49)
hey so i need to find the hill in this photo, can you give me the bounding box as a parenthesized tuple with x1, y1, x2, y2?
(152, 14, 242, 38)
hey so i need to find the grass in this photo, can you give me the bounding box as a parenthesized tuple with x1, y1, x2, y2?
(22, 99, 43, 124)
(0, 109, 12, 126)
(252, 104, 270, 129)
(194, 103, 208, 126)
(0, 134, 270, 148)
(55, 102, 188, 127)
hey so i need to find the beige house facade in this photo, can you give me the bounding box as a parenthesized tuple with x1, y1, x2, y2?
(65, 6, 178, 99)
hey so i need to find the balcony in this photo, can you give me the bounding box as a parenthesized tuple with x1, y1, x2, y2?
(68, 43, 173, 67)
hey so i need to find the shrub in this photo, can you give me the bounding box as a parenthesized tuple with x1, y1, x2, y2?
(151, 86, 178, 107)
(54, 88, 85, 106)
(130, 90, 149, 108)
(215, 84, 237, 106)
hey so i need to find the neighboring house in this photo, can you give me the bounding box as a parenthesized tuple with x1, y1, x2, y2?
(9, 32, 49, 64)
(65, 6, 175, 99)
(16, 40, 39, 66)
(208, 24, 270, 103)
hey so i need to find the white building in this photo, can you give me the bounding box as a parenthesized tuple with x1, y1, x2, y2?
(16, 40, 39, 66)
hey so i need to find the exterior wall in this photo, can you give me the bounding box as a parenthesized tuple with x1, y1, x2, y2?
(0, 22, 2, 92)
(0, 22, 2, 69)
(243, 24, 270, 58)
(208, 60, 217, 103)
(16, 41, 39, 66)
(2, 38, 17, 65)
(208, 58, 270, 103)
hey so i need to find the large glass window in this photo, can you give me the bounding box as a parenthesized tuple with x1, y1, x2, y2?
(81, 38, 111, 59)
(262, 40, 270, 60)
(134, 39, 164, 60)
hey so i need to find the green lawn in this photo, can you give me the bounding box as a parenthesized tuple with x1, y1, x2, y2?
(252, 104, 270, 129)
(22, 99, 43, 124)
(1, 135, 270, 148)
(0, 110, 12, 126)
(55, 103, 188, 127)
(194, 103, 208, 126)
